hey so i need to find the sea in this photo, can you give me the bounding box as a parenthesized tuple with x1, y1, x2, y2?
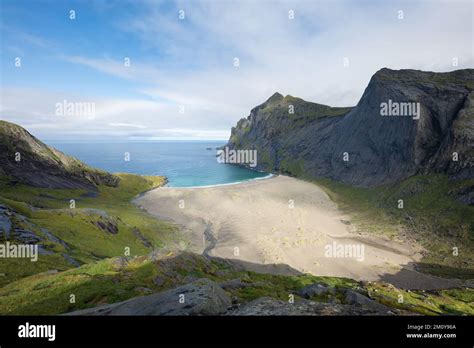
(50, 141, 270, 188)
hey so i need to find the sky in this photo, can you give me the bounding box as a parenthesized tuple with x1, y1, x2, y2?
(0, 0, 473, 141)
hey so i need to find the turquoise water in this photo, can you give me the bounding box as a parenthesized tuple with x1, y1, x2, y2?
(50, 141, 270, 187)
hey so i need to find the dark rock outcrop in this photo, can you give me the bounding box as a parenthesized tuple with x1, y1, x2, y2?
(0, 120, 119, 190)
(131, 227, 152, 247)
(298, 283, 334, 298)
(0, 205, 12, 239)
(227, 297, 394, 315)
(226, 68, 474, 187)
(93, 217, 119, 235)
(342, 289, 392, 312)
(66, 278, 232, 315)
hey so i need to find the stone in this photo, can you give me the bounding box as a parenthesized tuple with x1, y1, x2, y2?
(227, 297, 393, 316)
(65, 278, 232, 316)
(219, 278, 253, 290)
(298, 283, 333, 298)
(343, 289, 391, 312)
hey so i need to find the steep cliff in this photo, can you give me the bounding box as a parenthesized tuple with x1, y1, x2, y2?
(0, 120, 119, 190)
(227, 68, 474, 186)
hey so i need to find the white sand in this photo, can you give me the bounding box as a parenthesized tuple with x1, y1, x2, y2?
(135, 175, 462, 290)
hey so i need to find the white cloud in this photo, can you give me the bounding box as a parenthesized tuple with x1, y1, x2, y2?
(82, 0, 474, 108)
(109, 122, 148, 129)
(61, 55, 164, 81)
(2, 0, 473, 140)
(0, 86, 231, 140)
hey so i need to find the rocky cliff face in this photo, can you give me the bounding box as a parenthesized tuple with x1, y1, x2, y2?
(0, 121, 119, 190)
(226, 68, 474, 186)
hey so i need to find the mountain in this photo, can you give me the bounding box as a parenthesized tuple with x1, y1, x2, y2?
(0, 120, 119, 190)
(0, 122, 172, 285)
(226, 68, 474, 187)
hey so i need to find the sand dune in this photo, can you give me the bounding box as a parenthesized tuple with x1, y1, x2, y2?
(135, 175, 462, 289)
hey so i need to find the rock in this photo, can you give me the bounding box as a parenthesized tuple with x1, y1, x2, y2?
(183, 275, 198, 283)
(343, 289, 392, 312)
(298, 283, 333, 298)
(62, 253, 80, 267)
(215, 270, 229, 277)
(65, 278, 232, 316)
(112, 257, 129, 270)
(152, 276, 165, 287)
(227, 297, 393, 316)
(93, 218, 118, 234)
(14, 228, 42, 243)
(40, 228, 69, 249)
(131, 227, 152, 248)
(37, 246, 54, 255)
(219, 278, 253, 290)
(463, 279, 474, 288)
(226, 68, 474, 188)
(0, 205, 12, 239)
(0, 120, 119, 190)
(456, 184, 474, 206)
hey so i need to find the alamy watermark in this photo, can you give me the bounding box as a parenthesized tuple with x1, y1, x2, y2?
(0, 242, 38, 262)
(380, 99, 420, 120)
(217, 146, 257, 168)
(55, 99, 95, 117)
(324, 241, 365, 262)
(18, 322, 55, 341)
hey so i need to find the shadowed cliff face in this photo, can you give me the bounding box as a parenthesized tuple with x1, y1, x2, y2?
(0, 120, 119, 190)
(226, 68, 474, 187)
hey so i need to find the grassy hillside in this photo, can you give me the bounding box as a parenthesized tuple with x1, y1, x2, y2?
(0, 251, 472, 315)
(0, 173, 183, 286)
(315, 175, 474, 279)
(0, 120, 119, 190)
(0, 169, 472, 315)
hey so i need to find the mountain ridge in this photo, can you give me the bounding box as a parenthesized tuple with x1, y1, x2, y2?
(0, 120, 119, 190)
(226, 68, 474, 187)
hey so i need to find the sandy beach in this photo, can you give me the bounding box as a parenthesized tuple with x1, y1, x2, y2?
(135, 175, 462, 290)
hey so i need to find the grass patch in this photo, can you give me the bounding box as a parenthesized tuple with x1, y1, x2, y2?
(0, 251, 471, 315)
(0, 173, 181, 285)
(315, 175, 474, 279)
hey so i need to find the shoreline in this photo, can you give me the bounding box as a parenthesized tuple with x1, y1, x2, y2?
(163, 173, 276, 189)
(135, 175, 464, 290)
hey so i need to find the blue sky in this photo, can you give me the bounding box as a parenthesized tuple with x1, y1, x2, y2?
(1, 0, 473, 140)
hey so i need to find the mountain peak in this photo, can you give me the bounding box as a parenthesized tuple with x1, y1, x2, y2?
(0, 121, 119, 190)
(266, 92, 284, 103)
(227, 68, 474, 187)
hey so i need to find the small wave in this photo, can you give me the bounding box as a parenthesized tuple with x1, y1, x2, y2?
(166, 173, 276, 189)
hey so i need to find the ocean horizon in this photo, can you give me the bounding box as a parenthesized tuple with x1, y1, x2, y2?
(50, 141, 269, 187)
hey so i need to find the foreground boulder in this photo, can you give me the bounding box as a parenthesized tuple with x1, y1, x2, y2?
(298, 283, 334, 298)
(342, 289, 392, 312)
(65, 278, 232, 315)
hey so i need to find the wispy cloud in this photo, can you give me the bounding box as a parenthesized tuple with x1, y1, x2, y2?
(109, 122, 147, 129)
(1, 0, 473, 140)
(61, 55, 164, 81)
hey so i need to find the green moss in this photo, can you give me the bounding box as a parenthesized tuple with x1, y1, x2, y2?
(315, 175, 474, 279)
(0, 173, 180, 284)
(366, 282, 474, 315)
(1, 251, 471, 315)
(258, 150, 275, 171)
(279, 158, 305, 177)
